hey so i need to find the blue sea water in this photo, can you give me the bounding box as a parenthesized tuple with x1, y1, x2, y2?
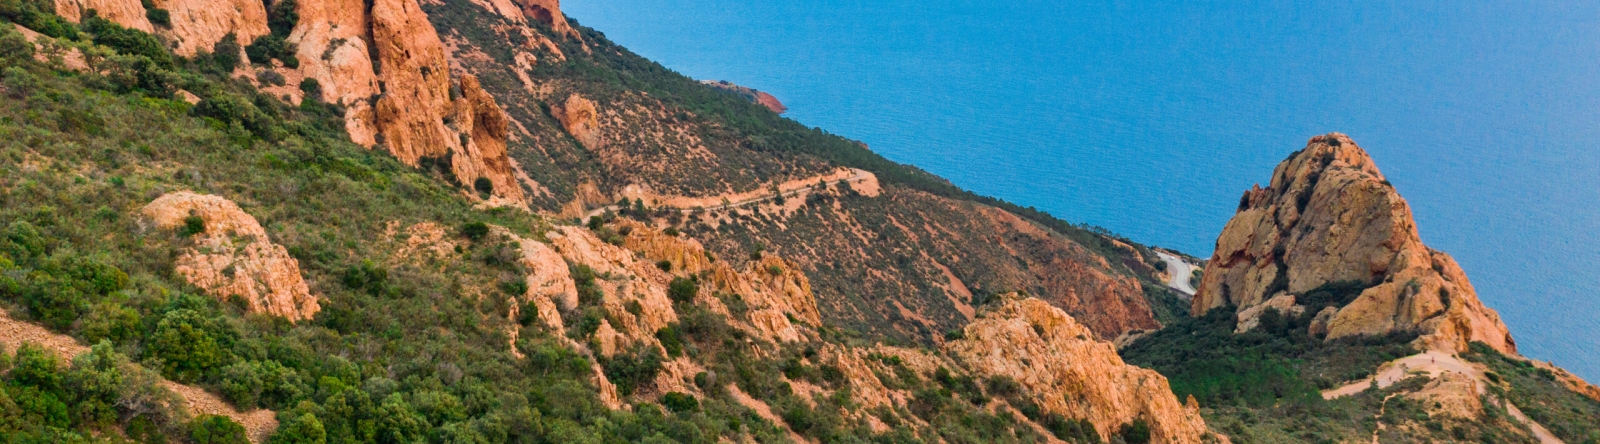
(562, 1, 1600, 380)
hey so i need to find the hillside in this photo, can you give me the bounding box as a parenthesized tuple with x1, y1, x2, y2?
(0, 0, 1592, 443)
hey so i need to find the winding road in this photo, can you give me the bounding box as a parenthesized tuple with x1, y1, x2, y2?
(1155, 250, 1198, 296)
(585, 168, 877, 220)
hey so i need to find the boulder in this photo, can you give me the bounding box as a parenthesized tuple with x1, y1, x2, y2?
(140, 192, 320, 321)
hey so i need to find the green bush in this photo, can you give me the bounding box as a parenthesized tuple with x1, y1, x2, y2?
(667, 276, 697, 303)
(191, 415, 249, 444)
(460, 221, 490, 240)
(211, 33, 243, 73)
(602, 346, 663, 397)
(655, 323, 684, 358)
(145, 309, 238, 383)
(661, 392, 698, 413)
(83, 15, 173, 68)
(1118, 419, 1151, 444)
(245, 34, 298, 68)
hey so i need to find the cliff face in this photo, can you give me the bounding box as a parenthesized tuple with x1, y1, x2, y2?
(53, 0, 526, 204)
(54, 0, 153, 32)
(947, 296, 1211, 443)
(150, 0, 270, 56)
(1194, 133, 1515, 354)
(139, 192, 321, 321)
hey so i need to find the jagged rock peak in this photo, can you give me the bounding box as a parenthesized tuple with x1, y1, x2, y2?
(1194, 133, 1516, 354)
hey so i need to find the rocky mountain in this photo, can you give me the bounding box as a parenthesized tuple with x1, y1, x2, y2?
(1193, 133, 1515, 354)
(0, 0, 1594, 443)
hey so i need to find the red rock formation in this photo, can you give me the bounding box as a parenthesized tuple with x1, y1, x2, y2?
(1194, 133, 1516, 354)
(511, 0, 576, 38)
(287, 0, 380, 142)
(553, 94, 601, 148)
(54, 0, 153, 32)
(149, 0, 270, 56)
(701, 80, 787, 114)
(449, 75, 526, 203)
(947, 296, 1211, 443)
(140, 192, 321, 322)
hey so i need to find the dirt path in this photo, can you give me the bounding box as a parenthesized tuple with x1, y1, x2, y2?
(1154, 250, 1197, 296)
(1322, 351, 1476, 399)
(1371, 393, 1401, 444)
(586, 168, 879, 220)
(1323, 350, 1563, 444)
(0, 308, 278, 442)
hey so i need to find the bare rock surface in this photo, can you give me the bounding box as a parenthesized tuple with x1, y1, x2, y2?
(946, 295, 1211, 443)
(1194, 133, 1515, 354)
(150, 0, 269, 56)
(140, 192, 321, 321)
(553, 94, 602, 148)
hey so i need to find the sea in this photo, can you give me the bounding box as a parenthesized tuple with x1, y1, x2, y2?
(563, 0, 1600, 381)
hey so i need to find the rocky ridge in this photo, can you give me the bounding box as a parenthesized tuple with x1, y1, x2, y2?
(1193, 133, 1516, 354)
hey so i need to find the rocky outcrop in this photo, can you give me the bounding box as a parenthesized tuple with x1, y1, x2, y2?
(614, 219, 821, 343)
(947, 296, 1211, 443)
(1194, 133, 1516, 354)
(511, 0, 575, 38)
(53, 0, 265, 57)
(700, 80, 787, 114)
(449, 75, 527, 204)
(150, 0, 270, 56)
(287, 0, 380, 128)
(1233, 293, 1302, 333)
(56, 0, 527, 205)
(553, 94, 601, 148)
(140, 192, 320, 321)
(54, 0, 153, 32)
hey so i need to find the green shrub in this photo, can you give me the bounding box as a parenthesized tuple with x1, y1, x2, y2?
(145, 7, 170, 27)
(191, 415, 249, 444)
(211, 33, 243, 73)
(146, 309, 237, 383)
(270, 413, 326, 444)
(0, 26, 33, 65)
(655, 323, 684, 358)
(83, 16, 173, 68)
(667, 276, 696, 303)
(602, 346, 663, 397)
(473, 177, 493, 195)
(461, 221, 490, 240)
(661, 392, 698, 413)
(1118, 419, 1152, 444)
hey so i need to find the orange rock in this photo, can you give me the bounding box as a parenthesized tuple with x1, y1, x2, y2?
(1194, 133, 1516, 354)
(553, 94, 601, 148)
(139, 192, 320, 322)
(450, 74, 527, 203)
(947, 296, 1211, 443)
(54, 0, 153, 32)
(370, 0, 456, 165)
(512, 0, 577, 38)
(149, 0, 270, 56)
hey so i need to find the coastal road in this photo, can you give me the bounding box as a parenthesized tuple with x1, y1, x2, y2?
(585, 168, 876, 220)
(1155, 250, 1198, 296)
